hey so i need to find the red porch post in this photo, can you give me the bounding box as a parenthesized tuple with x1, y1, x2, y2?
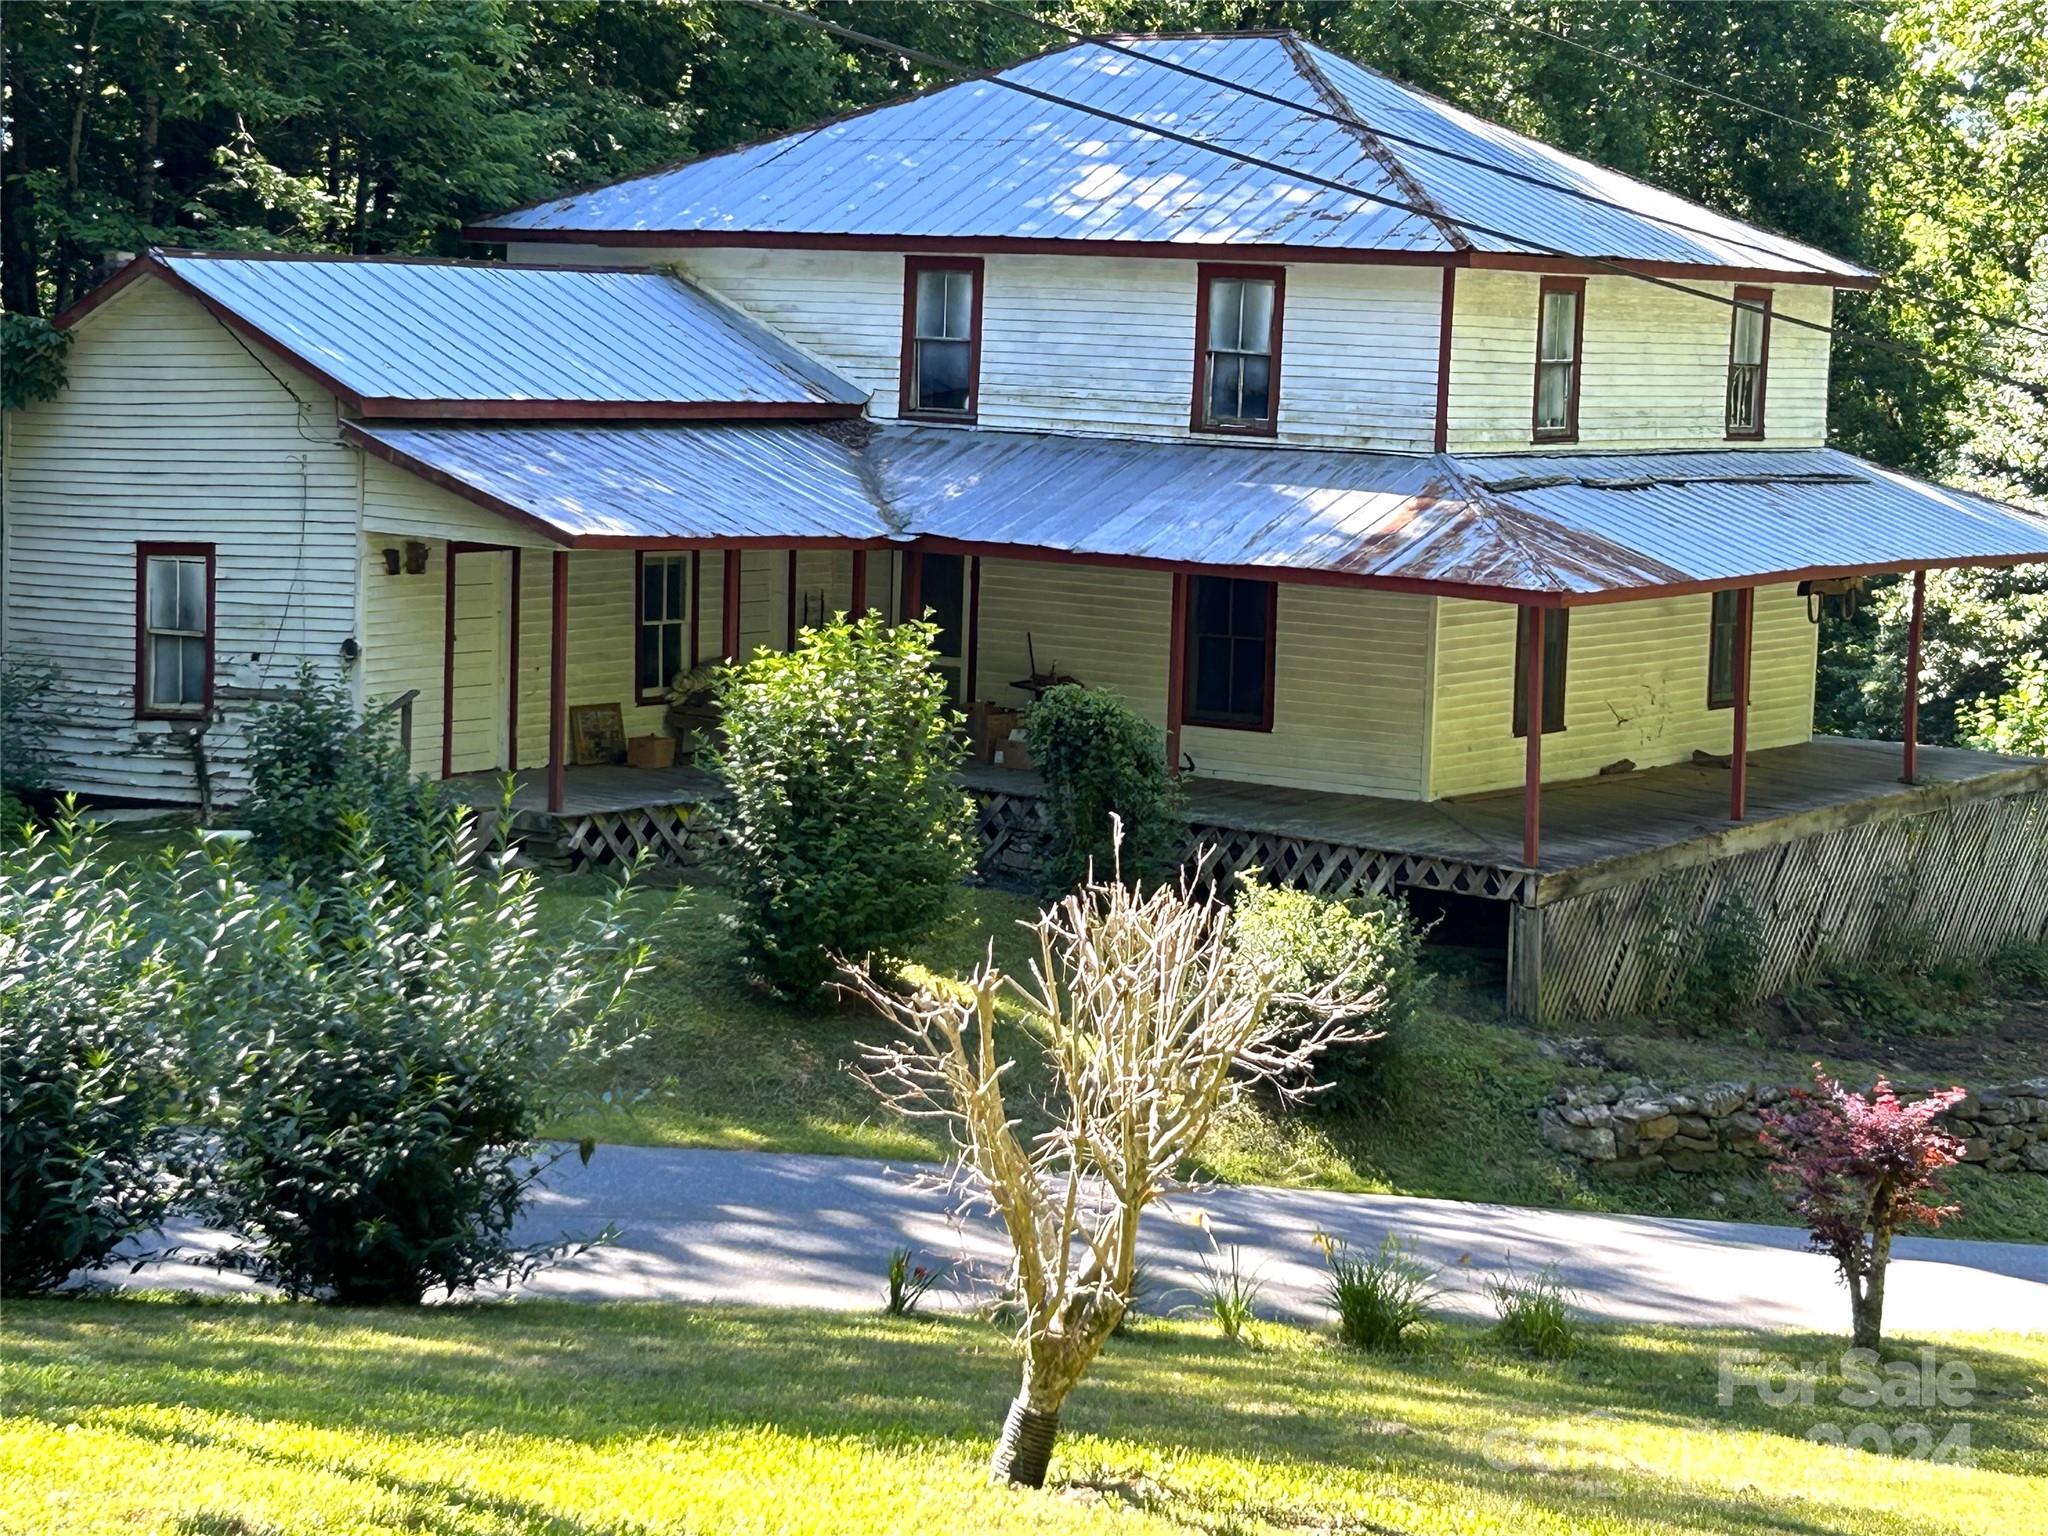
(1903, 569, 1926, 785)
(849, 549, 868, 617)
(547, 550, 568, 814)
(1730, 585, 1754, 821)
(1166, 572, 1189, 777)
(785, 550, 799, 651)
(900, 549, 923, 622)
(722, 547, 742, 661)
(1522, 604, 1544, 869)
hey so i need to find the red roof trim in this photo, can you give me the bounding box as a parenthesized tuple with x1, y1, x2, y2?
(464, 227, 1871, 288)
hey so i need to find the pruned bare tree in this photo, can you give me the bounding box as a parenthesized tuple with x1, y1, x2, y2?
(846, 825, 1383, 1488)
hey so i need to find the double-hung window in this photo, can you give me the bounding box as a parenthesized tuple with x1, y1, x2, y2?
(1725, 286, 1771, 439)
(1183, 575, 1276, 730)
(636, 552, 691, 703)
(136, 543, 213, 718)
(1512, 607, 1569, 737)
(901, 257, 981, 419)
(1532, 277, 1584, 442)
(1194, 265, 1283, 435)
(1707, 589, 1744, 709)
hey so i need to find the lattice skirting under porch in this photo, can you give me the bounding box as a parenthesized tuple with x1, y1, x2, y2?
(529, 804, 713, 870)
(1527, 787, 2048, 1021)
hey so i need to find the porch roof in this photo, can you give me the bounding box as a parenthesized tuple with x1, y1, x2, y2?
(348, 416, 2048, 600)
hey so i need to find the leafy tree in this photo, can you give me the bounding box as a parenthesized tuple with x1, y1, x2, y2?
(0, 810, 193, 1295)
(194, 810, 653, 1303)
(240, 661, 442, 890)
(1963, 656, 2048, 755)
(0, 313, 69, 407)
(707, 613, 975, 1001)
(1762, 1068, 1966, 1350)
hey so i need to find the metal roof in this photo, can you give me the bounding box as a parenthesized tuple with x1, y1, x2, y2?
(346, 422, 887, 544)
(348, 417, 2048, 598)
(143, 252, 865, 414)
(876, 430, 2048, 594)
(472, 34, 1866, 280)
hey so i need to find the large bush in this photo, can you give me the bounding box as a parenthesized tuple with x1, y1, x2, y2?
(1024, 685, 1183, 893)
(195, 813, 652, 1302)
(0, 811, 192, 1295)
(241, 661, 440, 888)
(1229, 880, 1429, 1108)
(707, 613, 974, 1000)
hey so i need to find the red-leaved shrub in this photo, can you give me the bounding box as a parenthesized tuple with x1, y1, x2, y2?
(1761, 1067, 1965, 1349)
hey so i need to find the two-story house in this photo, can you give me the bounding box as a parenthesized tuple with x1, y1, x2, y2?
(5, 32, 2045, 1017)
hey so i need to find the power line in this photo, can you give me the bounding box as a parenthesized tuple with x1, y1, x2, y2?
(1429, 0, 2048, 343)
(729, 0, 2045, 398)
(970, 0, 1841, 278)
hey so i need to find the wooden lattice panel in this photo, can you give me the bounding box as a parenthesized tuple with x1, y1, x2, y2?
(556, 805, 708, 870)
(1533, 787, 2048, 1021)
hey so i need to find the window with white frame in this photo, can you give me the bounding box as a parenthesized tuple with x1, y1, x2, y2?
(137, 545, 212, 717)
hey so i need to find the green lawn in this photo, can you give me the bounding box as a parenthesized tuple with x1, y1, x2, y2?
(4, 1300, 2041, 1535)
(544, 877, 2048, 1243)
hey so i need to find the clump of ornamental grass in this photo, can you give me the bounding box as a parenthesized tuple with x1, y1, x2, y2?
(1319, 1231, 1441, 1352)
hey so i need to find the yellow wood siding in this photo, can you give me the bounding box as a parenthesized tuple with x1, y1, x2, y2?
(973, 559, 1434, 798)
(359, 534, 447, 778)
(0, 279, 360, 802)
(1427, 584, 1818, 798)
(1445, 271, 1831, 452)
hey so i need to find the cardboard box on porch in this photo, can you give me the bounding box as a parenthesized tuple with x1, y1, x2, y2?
(966, 701, 1025, 762)
(627, 733, 678, 769)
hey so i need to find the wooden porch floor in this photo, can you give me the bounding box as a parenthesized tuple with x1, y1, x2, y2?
(448, 736, 2048, 888)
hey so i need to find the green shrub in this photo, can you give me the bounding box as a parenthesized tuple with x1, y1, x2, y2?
(0, 810, 192, 1295)
(1488, 1262, 1581, 1358)
(0, 652, 64, 800)
(707, 614, 974, 1001)
(194, 812, 652, 1303)
(241, 661, 441, 889)
(1319, 1231, 1440, 1351)
(1229, 880, 1428, 1108)
(1024, 684, 1182, 892)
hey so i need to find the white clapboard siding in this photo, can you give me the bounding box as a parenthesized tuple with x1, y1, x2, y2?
(361, 455, 560, 548)
(1, 278, 360, 803)
(1427, 584, 1818, 798)
(360, 535, 447, 778)
(1446, 271, 1832, 453)
(972, 560, 1434, 798)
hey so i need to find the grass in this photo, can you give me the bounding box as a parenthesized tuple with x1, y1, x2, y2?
(4, 1299, 2042, 1536)
(541, 875, 2048, 1243)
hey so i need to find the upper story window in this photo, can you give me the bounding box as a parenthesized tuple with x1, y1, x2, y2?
(636, 552, 691, 703)
(1183, 575, 1276, 730)
(1512, 607, 1568, 737)
(136, 542, 213, 718)
(1532, 276, 1584, 442)
(900, 257, 981, 420)
(1193, 264, 1283, 435)
(1725, 286, 1771, 439)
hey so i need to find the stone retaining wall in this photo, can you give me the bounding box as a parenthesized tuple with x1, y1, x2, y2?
(1540, 1078, 2048, 1178)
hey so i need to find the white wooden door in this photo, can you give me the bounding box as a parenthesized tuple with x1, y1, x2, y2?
(448, 551, 509, 773)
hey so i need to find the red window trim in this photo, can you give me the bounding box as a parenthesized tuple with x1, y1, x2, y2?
(1725, 284, 1772, 441)
(1180, 575, 1278, 733)
(1191, 263, 1286, 438)
(633, 550, 691, 706)
(133, 541, 216, 721)
(1512, 605, 1569, 737)
(898, 255, 984, 423)
(1530, 275, 1586, 444)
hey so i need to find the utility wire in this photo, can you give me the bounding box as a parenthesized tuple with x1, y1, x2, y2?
(731, 0, 2045, 397)
(972, 0, 1842, 278)
(1432, 0, 2048, 342)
